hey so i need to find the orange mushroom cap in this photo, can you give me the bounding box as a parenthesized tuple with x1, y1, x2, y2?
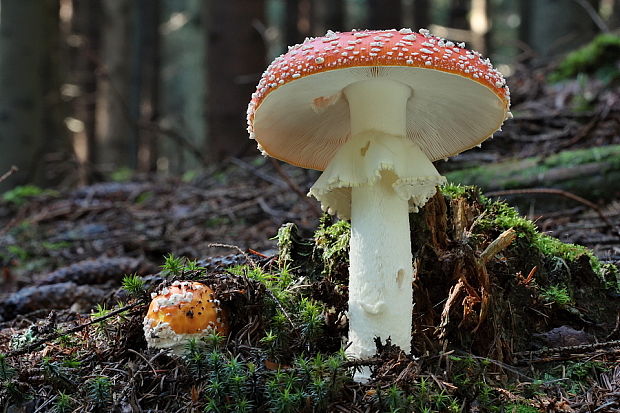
(247, 28, 511, 171)
(143, 281, 227, 350)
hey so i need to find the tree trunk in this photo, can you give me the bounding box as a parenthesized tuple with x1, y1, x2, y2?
(207, 0, 266, 160)
(95, 0, 135, 171)
(368, 0, 402, 30)
(519, 0, 601, 57)
(69, 0, 101, 184)
(0, 0, 65, 191)
(158, 0, 207, 172)
(135, 0, 160, 173)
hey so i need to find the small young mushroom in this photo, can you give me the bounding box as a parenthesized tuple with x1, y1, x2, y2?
(143, 281, 227, 353)
(247, 28, 510, 380)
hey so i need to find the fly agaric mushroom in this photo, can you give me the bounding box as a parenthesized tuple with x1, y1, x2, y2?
(143, 281, 227, 352)
(247, 28, 510, 379)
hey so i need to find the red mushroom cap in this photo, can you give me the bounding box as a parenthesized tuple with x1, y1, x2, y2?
(247, 28, 510, 170)
(143, 281, 228, 350)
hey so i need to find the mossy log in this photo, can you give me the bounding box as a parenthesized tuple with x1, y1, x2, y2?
(444, 145, 620, 202)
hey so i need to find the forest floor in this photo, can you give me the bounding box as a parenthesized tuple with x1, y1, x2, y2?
(1, 41, 620, 412)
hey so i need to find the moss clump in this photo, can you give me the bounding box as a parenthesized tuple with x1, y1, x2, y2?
(550, 33, 620, 83)
(475, 194, 603, 273)
(540, 285, 573, 307)
(313, 215, 350, 275)
(2, 185, 58, 206)
(440, 182, 469, 199)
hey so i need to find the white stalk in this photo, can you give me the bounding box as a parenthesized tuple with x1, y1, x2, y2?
(343, 79, 415, 379)
(308, 78, 445, 381)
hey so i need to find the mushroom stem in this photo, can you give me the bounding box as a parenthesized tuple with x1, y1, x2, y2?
(342, 79, 415, 370)
(308, 78, 446, 381)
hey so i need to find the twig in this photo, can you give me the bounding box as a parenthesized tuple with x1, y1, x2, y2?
(269, 158, 323, 217)
(485, 188, 620, 236)
(208, 243, 258, 269)
(6, 302, 144, 358)
(0, 166, 18, 184)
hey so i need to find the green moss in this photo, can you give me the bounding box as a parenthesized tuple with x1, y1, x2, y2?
(313, 216, 351, 275)
(550, 34, 620, 83)
(276, 223, 297, 264)
(478, 198, 538, 238)
(477, 196, 604, 273)
(543, 144, 620, 169)
(440, 183, 468, 199)
(540, 285, 572, 306)
(2, 185, 57, 206)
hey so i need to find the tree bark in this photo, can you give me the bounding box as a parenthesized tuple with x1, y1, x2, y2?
(0, 0, 65, 191)
(69, 0, 101, 184)
(158, 0, 207, 172)
(135, 0, 160, 173)
(207, 0, 266, 160)
(95, 0, 135, 171)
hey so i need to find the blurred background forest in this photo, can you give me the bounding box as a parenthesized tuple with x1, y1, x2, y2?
(1, 0, 619, 193)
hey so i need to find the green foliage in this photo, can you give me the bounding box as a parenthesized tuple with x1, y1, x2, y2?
(87, 376, 112, 408)
(6, 244, 29, 261)
(42, 357, 73, 387)
(540, 285, 572, 306)
(314, 216, 351, 275)
(2, 185, 54, 205)
(161, 253, 185, 277)
(275, 223, 296, 264)
(110, 167, 133, 182)
(477, 196, 603, 272)
(0, 353, 15, 381)
(54, 392, 74, 413)
(550, 34, 620, 83)
(134, 191, 153, 204)
(91, 303, 111, 319)
(477, 198, 538, 238)
(90, 304, 114, 335)
(440, 182, 469, 199)
(160, 253, 205, 277)
(121, 274, 146, 298)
